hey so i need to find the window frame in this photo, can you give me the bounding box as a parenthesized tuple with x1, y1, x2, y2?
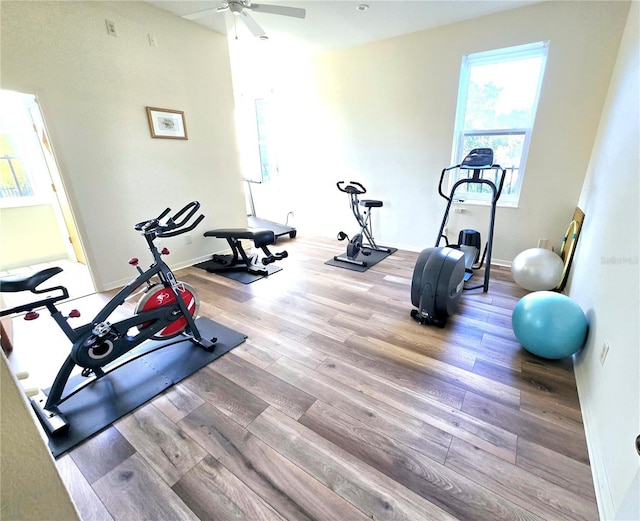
(0, 93, 52, 208)
(254, 97, 279, 183)
(450, 41, 549, 207)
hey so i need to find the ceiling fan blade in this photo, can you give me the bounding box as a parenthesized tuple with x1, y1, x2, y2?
(249, 3, 306, 19)
(183, 6, 227, 20)
(239, 11, 267, 38)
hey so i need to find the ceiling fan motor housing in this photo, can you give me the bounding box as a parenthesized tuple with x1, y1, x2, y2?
(229, 2, 244, 15)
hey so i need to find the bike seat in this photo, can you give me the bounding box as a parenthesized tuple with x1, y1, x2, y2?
(204, 228, 276, 248)
(0, 267, 63, 293)
(360, 199, 383, 208)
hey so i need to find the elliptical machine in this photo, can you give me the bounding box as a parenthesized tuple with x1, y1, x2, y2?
(410, 148, 506, 327)
(334, 181, 391, 267)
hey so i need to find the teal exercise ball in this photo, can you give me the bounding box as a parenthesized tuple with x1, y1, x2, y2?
(512, 291, 588, 359)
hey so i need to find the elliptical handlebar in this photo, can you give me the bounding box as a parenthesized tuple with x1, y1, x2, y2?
(438, 160, 507, 204)
(493, 166, 507, 201)
(135, 201, 204, 238)
(337, 181, 366, 195)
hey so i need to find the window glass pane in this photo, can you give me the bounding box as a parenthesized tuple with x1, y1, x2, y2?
(458, 134, 525, 199)
(464, 56, 544, 131)
(254, 98, 278, 182)
(452, 42, 548, 204)
(462, 133, 524, 171)
(0, 133, 34, 198)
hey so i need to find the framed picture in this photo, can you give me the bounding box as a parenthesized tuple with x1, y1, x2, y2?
(146, 107, 188, 139)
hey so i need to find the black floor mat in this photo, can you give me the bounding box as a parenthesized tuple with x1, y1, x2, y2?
(325, 247, 397, 272)
(40, 318, 246, 457)
(194, 260, 282, 284)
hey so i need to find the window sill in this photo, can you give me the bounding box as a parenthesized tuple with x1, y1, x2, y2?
(453, 199, 520, 209)
(0, 196, 53, 210)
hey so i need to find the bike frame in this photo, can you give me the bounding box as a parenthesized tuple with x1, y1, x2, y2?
(45, 242, 202, 410)
(11, 202, 215, 434)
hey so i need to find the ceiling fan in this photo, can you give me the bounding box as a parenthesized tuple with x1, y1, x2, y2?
(183, 1, 306, 39)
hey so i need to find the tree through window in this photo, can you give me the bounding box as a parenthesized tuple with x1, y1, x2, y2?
(451, 41, 549, 205)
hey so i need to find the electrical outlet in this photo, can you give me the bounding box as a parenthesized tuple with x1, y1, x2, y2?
(599, 340, 610, 365)
(538, 238, 549, 249)
(105, 19, 117, 37)
(148, 34, 157, 47)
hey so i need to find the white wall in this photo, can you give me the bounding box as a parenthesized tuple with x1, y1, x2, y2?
(0, 353, 80, 521)
(239, 1, 629, 263)
(0, 205, 68, 268)
(1, 1, 247, 290)
(568, 2, 640, 518)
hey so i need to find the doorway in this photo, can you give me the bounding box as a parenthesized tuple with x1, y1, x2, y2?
(0, 90, 94, 305)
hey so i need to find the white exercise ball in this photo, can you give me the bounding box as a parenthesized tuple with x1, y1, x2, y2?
(511, 248, 564, 291)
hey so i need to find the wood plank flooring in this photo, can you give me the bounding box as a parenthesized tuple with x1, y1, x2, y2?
(11, 235, 598, 520)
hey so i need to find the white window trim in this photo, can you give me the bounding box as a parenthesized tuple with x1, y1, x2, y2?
(450, 41, 549, 207)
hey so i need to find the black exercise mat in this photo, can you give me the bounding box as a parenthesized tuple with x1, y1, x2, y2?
(325, 247, 397, 272)
(194, 259, 282, 284)
(41, 317, 246, 457)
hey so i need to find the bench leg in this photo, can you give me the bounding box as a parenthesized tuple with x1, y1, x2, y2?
(210, 237, 268, 275)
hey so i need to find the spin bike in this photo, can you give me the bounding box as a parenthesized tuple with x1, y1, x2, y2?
(334, 181, 392, 267)
(0, 201, 216, 435)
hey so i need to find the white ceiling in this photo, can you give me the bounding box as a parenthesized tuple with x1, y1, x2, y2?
(148, 0, 543, 54)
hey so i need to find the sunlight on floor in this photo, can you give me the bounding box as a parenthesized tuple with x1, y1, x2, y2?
(0, 260, 94, 309)
(1, 260, 95, 388)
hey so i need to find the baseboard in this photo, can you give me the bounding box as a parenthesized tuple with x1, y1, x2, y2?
(102, 251, 229, 292)
(377, 241, 513, 269)
(574, 360, 615, 520)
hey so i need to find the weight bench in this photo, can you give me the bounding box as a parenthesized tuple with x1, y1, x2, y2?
(201, 228, 288, 279)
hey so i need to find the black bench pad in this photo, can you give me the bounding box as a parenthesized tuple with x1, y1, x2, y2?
(204, 228, 275, 248)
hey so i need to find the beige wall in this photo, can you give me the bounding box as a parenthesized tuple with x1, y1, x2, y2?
(227, 5, 634, 514)
(569, 1, 639, 518)
(0, 2, 247, 516)
(1, 1, 247, 290)
(0, 353, 80, 521)
(250, 1, 629, 263)
(0, 205, 68, 268)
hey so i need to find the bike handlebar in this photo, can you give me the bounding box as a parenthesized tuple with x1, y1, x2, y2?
(337, 181, 366, 195)
(135, 201, 204, 238)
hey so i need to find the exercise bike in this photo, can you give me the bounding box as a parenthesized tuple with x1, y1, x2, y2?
(0, 201, 216, 435)
(334, 181, 392, 267)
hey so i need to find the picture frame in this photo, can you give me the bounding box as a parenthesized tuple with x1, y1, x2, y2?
(146, 107, 188, 139)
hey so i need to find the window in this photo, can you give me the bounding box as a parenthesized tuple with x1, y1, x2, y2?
(451, 41, 548, 206)
(0, 132, 35, 199)
(254, 98, 279, 182)
(0, 91, 50, 206)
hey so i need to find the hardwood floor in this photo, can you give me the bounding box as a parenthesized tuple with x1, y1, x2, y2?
(15, 236, 598, 520)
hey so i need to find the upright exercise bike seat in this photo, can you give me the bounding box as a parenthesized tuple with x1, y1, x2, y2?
(359, 199, 383, 208)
